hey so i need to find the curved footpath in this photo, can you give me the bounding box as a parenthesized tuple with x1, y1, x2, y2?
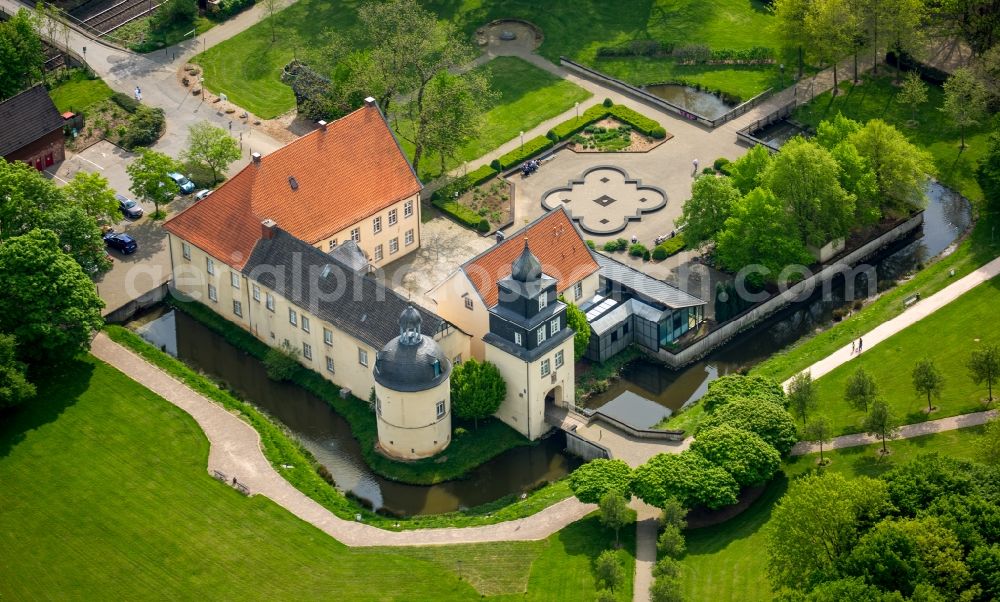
(90, 332, 595, 547)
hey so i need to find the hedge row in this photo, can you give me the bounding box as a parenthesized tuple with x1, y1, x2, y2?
(652, 234, 686, 260)
(546, 101, 667, 143)
(429, 164, 499, 232)
(491, 135, 555, 170)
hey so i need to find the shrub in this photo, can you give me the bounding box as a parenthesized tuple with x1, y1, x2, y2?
(649, 126, 667, 139)
(111, 92, 139, 113)
(477, 218, 490, 233)
(606, 104, 665, 137)
(431, 194, 481, 229)
(119, 106, 165, 149)
(489, 159, 502, 171)
(466, 164, 498, 187)
(701, 374, 785, 413)
(652, 234, 686, 260)
(629, 243, 648, 257)
(495, 135, 554, 170)
(642, 249, 651, 261)
(217, 0, 255, 17)
(699, 399, 799, 455)
(657, 524, 686, 558)
(569, 458, 633, 504)
(264, 341, 300, 381)
(603, 97, 614, 107)
(602, 241, 619, 252)
(713, 157, 731, 171)
(672, 43, 712, 63)
(702, 167, 716, 175)
(585, 239, 596, 249)
(151, 0, 196, 30)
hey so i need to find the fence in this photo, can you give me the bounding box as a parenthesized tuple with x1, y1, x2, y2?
(655, 212, 926, 369)
(559, 57, 774, 129)
(590, 410, 685, 441)
(735, 100, 797, 151)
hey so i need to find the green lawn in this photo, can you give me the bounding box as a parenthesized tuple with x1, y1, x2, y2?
(394, 56, 591, 179)
(0, 356, 631, 599)
(680, 425, 987, 601)
(194, 0, 778, 118)
(808, 277, 1000, 436)
(48, 69, 113, 113)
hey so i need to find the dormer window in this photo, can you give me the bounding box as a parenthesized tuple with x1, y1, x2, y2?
(432, 359, 441, 377)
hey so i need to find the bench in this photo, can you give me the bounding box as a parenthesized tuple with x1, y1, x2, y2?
(904, 293, 920, 308)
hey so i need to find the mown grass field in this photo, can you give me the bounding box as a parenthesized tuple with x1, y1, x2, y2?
(680, 425, 987, 601)
(194, 0, 778, 118)
(0, 356, 631, 599)
(48, 70, 113, 113)
(807, 277, 1000, 436)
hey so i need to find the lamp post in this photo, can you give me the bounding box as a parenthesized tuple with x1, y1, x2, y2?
(575, 101, 579, 121)
(200, 77, 205, 101)
(81, 46, 86, 69)
(780, 63, 785, 90)
(520, 130, 524, 151)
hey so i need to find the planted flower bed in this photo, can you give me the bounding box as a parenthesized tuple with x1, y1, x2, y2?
(568, 117, 668, 153)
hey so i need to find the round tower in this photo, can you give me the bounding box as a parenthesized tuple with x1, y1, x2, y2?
(372, 305, 452, 459)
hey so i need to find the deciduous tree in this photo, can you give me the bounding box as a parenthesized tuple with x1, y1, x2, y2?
(599, 491, 634, 548)
(863, 399, 901, 454)
(912, 358, 945, 412)
(569, 458, 633, 504)
(449, 357, 506, 429)
(805, 0, 859, 94)
(561, 297, 591, 359)
(941, 68, 989, 149)
(183, 122, 241, 185)
(803, 415, 834, 465)
(594, 550, 624, 592)
(676, 174, 741, 248)
(0, 229, 104, 365)
(657, 524, 686, 559)
(968, 343, 1000, 401)
(848, 119, 935, 214)
(632, 451, 739, 510)
(898, 71, 929, 124)
(62, 171, 119, 225)
(699, 398, 800, 455)
(127, 148, 180, 219)
(0, 332, 35, 409)
(845, 366, 878, 413)
(978, 131, 1000, 215)
(690, 425, 782, 487)
(727, 144, 772, 195)
(766, 473, 892, 590)
(700, 373, 786, 413)
(0, 10, 44, 100)
(977, 417, 1000, 465)
(772, 0, 812, 79)
(787, 371, 817, 424)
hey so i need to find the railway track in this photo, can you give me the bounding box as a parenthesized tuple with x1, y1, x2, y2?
(83, 0, 161, 36)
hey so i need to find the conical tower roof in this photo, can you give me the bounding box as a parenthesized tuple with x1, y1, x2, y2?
(510, 238, 542, 282)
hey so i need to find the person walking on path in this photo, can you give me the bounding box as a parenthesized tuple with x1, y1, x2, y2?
(851, 340, 856, 354)
(857, 337, 863, 353)
(692, 158, 699, 175)
(134, 86, 142, 102)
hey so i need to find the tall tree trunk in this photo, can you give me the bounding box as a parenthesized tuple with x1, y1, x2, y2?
(798, 46, 804, 80)
(832, 63, 839, 96)
(882, 432, 887, 454)
(927, 391, 932, 412)
(819, 441, 825, 464)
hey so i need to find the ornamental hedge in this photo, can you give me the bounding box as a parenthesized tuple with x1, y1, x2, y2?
(494, 135, 555, 170)
(429, 164, 501, 230)
(546, 101, 667, 143)
(652, 234, 686, 260)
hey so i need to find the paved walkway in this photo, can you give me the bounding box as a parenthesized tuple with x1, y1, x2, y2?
(783, 254, 1000, 389)
(545, 407, 690, 467)
(631, 499, 661, 602)
(792, 407, 998, 455)
(90, 332, 595, 547)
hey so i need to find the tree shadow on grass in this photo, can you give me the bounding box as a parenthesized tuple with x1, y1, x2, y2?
(0, 357, 94, 459)
(684, 473, 789, 555)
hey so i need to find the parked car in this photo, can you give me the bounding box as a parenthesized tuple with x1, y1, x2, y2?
(194, 189, 212, 201)
(167, 172, 196, 194)
(103, 230, 138, 254)
(116, 194, 144, 219)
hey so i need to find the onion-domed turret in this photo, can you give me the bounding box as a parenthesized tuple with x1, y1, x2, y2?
(511, 238, 542, 282)
(373, 305, 451, 392)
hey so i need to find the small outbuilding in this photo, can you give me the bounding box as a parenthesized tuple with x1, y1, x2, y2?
(0, 85, 66, 171)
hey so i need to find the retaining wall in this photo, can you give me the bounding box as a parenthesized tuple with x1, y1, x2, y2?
(656, 212, 926, 368)
(104, 281, 169, 323)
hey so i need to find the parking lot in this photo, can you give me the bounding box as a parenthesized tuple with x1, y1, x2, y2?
(46, 141, 197, 316)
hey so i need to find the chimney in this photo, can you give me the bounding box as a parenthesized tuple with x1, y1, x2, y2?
(261, 219, 277, 240)
(317, 119, 327, 131)
(251, 152, 262, 165)
(364, 96, 376, 107)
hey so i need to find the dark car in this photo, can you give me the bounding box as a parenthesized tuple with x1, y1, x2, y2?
(116, 194, 144, 219)
(104, 231, 138, 254)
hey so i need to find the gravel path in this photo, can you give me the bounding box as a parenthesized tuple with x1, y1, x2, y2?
(90, 332, 595, 547)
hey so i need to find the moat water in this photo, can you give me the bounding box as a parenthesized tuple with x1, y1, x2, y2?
(130, 182, 970, 516)
(644, 84, 735, 121)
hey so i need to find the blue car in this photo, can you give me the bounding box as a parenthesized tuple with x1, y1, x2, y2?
(104, 231, 138, 254)
(167, 172, 196, 194)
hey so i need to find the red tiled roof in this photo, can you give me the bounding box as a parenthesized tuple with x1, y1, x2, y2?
(164, 104, 421, 268)
(463, 208, 600, 307)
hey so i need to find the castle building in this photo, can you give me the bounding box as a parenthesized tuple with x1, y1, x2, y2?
(483, 241, 576, 440)
(373, 306, 453, 459)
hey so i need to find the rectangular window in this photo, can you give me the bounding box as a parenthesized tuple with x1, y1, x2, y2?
(550, 318, 561, 335)
(555, 349, 564, 368)
(288, 308, 297, 326)
(358, 348, 368, 367)
(574, 281, 583, 300)
(389, 238, 399, 254)
(231, 272, 240, 289)
(326, 356, 335, 373)
(233, 300, 242, 317)
(404, 199, 414, 217)
(375, 396, 381, 416)
(182, 242, 191, 260)
(538, 294, 548, 310)
(374, 244, 383, 261)
(301, 316, 310, 333)
(265, 292, 275, 312)
(537, 327, 547, 345)
(252, 284, 260, 301)
(540, 359, 551, 377)
(514, 331, 523, 346)
(388, 208, 397, 226)
(436, 400, 446, 419)
(404, 229, 414, 246)
(351, 228, 361, 243)
(323, 328, 333, 346)
(464, 297, 473, 310)
(207, 284, 217, 302)
(302, 342, 312, 360)
(328, 239, 337, 251)
(453, 354, 462, 365)
(373, 216, 382, 234)
(206, 257, 215, 275)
